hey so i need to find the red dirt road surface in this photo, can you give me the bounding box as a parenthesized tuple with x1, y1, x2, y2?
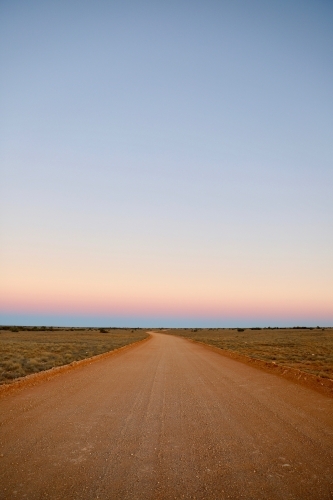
(1, 332, 333, 499)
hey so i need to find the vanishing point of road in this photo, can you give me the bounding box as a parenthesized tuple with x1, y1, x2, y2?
(0, 332, 333, 499)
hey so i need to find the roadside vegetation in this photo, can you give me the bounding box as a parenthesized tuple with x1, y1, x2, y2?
(0, 327, 148, 384)
(164, 327, 333, 379)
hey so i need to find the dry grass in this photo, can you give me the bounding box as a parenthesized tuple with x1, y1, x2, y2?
(0, 327, 148, 385)
(164, 327, 333, 379)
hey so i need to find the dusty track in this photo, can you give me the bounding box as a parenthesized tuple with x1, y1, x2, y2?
(0, 332, 332, 499)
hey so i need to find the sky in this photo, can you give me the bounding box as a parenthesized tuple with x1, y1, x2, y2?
(1, 0, 332, 327)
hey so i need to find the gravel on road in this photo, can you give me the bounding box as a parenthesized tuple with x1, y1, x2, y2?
(0, 332, 332, 499)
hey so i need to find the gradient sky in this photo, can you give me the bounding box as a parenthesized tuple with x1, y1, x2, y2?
(1, 0, 332, 327)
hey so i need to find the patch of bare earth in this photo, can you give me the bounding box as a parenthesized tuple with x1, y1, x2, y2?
(163, 327, 333, 395)
(1, 333, 333, 499)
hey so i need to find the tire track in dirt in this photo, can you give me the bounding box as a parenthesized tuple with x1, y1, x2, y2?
(0, 332, 332, 499)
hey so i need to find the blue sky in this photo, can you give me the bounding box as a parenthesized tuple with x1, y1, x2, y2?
(1, 0, 332, 326)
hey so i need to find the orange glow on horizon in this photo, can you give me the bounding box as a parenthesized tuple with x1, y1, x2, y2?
(1, 289, 332, 320)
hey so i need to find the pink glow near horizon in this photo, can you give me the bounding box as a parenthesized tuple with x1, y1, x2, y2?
(1, 1, 332, 327)
(1, 291, 332, 321)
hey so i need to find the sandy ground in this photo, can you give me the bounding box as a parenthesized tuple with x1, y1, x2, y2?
(0, 332, 332, 500)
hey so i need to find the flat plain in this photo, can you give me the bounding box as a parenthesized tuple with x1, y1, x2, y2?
(164, 327, 333, 379)
(0, 327, 148, 384)
(1, 332, 332, 499)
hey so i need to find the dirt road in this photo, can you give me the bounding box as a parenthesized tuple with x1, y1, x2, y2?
(1, 332, 333, 499)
